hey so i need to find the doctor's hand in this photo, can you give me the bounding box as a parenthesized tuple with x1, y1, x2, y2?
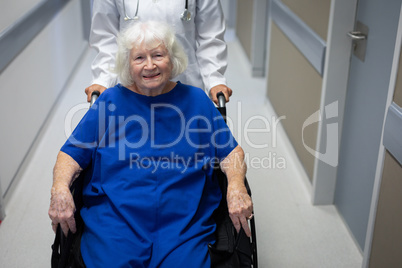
(226, 181, 253, 237)
(48, 183, 76, 237)
(210, 84, 232, 105)
(85, 84, 107, 102)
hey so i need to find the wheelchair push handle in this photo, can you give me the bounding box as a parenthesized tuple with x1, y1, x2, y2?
(90, 90, 100, 107)
(216, 92, 227, 122)
(217, 91, 226, 108)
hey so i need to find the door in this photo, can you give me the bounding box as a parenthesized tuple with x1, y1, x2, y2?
(363, 5, 402, 265)
(334, 0, 401, 251)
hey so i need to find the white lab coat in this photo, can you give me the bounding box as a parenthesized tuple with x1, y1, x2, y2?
(90, 0, 228, 93)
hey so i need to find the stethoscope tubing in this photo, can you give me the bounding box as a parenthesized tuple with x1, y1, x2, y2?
(123, 0, 139, 21)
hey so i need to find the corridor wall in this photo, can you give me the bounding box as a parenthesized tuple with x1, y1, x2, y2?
(266, 0, 330, 182)
(235, 0, 269, 77)
(0, 0, 90, 219)
(0, 0, 43, 33)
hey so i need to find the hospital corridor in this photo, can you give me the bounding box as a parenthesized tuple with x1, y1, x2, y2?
(1, 0, 402, 267)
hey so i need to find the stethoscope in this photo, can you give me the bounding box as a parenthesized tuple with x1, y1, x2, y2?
(123, 0, 191, 21)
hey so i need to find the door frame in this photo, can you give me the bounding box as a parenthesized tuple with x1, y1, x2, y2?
(362, 4, 402, 266)
(311, 0, 358, 205)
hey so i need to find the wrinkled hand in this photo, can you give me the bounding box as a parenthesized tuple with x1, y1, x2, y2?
(85, 84, 107, 102)
(210, 84, 233, 105)
(48, 183, 76, 237)
(227, 181, 253, 237)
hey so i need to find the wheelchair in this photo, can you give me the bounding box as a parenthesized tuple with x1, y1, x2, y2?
(52, 91, 258, 268)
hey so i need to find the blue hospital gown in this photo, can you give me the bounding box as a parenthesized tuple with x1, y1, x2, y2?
(61, 82, 238, 267)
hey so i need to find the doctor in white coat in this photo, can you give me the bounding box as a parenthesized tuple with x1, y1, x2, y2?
(85, 0, 232, 104)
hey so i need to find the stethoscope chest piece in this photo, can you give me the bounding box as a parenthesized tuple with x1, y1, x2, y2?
(180, 9, 191, 21)
(124, 15, 139, 21)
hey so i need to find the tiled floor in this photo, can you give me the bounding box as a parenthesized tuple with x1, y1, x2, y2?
(0, 36, 363, 267)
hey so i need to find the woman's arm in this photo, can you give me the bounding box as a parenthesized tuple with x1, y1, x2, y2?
(86, 0, 120, 101)
(48, 151, 83, 236)
(194, 0, 230, 98)
(220, 145, 253, 237)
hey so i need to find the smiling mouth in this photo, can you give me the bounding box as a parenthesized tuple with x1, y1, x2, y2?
(143, 73, 160, 79)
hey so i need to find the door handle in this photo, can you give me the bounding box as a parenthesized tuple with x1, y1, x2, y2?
(348, 21, 369, 62)
(347, 31, 367, 40)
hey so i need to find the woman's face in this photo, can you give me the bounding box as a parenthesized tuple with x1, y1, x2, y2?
(129, 42, 173, 95)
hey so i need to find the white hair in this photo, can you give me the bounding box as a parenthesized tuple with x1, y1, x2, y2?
(114, 21, 188, 87)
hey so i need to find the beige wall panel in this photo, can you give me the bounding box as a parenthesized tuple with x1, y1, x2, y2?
(267, 23, 322, 181)
(281, 0, 331, 41)
(393, 47, 402, 106)
(236, 0, 254, 60)
(369, 152, 402, 267)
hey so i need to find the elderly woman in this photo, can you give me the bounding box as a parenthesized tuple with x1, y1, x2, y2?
(48, 21, 252, 267)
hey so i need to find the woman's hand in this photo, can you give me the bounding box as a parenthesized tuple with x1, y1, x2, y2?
(85, 84, 107, 102)
(220, 145, 253, 237)
(48, 151, 82, 236)
(48, 183, 76, 236)
(210, 84, 232, 104)
(227, 180, 253, 237)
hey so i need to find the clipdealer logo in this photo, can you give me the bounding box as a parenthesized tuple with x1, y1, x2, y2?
(63, 101, 289, 170)
(302, 101, 339, 167)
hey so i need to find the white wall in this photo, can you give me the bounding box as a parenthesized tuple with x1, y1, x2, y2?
(0, 0, 43, 33)
(0, 0, 88, 205)
(221, 0, 237, 29)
